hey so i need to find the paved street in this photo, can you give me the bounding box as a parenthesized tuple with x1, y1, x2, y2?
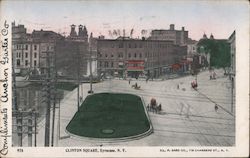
(23, 69, 235, 147)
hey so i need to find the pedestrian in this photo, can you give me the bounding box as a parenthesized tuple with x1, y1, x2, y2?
(215, 104, 218, 112)
(158, 103, 162, 111)
(177, 84, 179, 89)
(213, 71, 216, 79)
(129, 79, 131, 84)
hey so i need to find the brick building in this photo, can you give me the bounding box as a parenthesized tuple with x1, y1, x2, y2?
(149, 24, 188, 46)
(97, 36, 187, 78)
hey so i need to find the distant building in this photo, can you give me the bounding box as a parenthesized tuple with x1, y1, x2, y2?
(187, 38, 198, 55)
(97, 36, 187, 78)
(67, 24, 88, 42)
(149, 24, 188, 45)
(12, 23, 88, 77)
(12, 21, 64, 75)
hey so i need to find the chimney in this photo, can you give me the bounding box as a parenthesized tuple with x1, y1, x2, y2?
(182, 27, 185, 31)
(170, 24, 175, 30)
(78, 24, 83, 37)
(70, 24, 77, 37)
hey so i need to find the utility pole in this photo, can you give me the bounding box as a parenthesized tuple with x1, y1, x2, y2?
(44, 51, 51, 147)
(89, 44, 93, 93)
(27, 110, 33, 147)
(51, 46, 57, 147)
(77, 46, 80, 111)
(42, 47, 55, 147)
(34, 111, 37, 147)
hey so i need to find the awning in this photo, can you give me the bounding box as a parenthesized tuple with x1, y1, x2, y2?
(127, 66, 144, 70)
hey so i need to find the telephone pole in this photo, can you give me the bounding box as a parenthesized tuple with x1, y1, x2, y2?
(41, 46, 55, 147)
(89, 44, 93, 93)
(51, 46, 57, 147)
(77, 46, 80, 111)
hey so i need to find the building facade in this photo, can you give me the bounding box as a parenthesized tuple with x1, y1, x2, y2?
(12, 23, 89, 77)
(149, 24, 188, 46)
(97, 37, 187, 78)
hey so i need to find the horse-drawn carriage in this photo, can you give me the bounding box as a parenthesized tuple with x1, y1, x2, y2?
(147, 98, 162, 113)
(132, 83, 140, 90)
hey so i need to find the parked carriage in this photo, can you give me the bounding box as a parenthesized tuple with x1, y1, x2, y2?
(147, 98, 162, 113)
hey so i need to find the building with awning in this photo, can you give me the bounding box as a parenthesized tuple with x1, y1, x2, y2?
(126, 60, 145, 78)
(96, 36, 187, 78)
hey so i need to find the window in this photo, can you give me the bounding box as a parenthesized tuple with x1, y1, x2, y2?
(34, 53, 37, 58)
(25, 52, 28, 58)
(111, 54, 114, 58)
(111, 62, 114, 67)
(25, 45, 28, 50)
(105, 62, 109, 67)
(139, 53, 142, 58)
(139, 43, 142, 48)
(99, 61, 102, 67)
(34, 60, 37, 66)
(17, 59, 20, 66)
(129, 43, 131, 48)
(34, 45, 37, 50)
(119, 43, 123, 48)
(128, 53, 131, 58)
(105, 54, 108, 58)
(134, 53, 137, 58)
(25, 60, 28, 66)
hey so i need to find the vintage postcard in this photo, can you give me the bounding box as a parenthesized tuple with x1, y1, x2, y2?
(0, 0, 249, 157)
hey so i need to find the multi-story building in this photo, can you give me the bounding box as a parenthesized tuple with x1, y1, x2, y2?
(149, 24, 188, 45)
(12, 22, 64, 75)
(12, 23, 89, 77)
(97, 36, 187, 78)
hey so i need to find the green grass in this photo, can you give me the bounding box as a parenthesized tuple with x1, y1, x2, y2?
(66, 93, 150, 138)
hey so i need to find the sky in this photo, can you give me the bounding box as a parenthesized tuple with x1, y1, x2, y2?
(0, 0, 249, 40)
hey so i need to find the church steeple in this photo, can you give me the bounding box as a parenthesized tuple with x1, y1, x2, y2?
(203, 33, 207, 39)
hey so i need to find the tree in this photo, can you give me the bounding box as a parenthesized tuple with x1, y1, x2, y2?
(197, 39, 231, 69)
